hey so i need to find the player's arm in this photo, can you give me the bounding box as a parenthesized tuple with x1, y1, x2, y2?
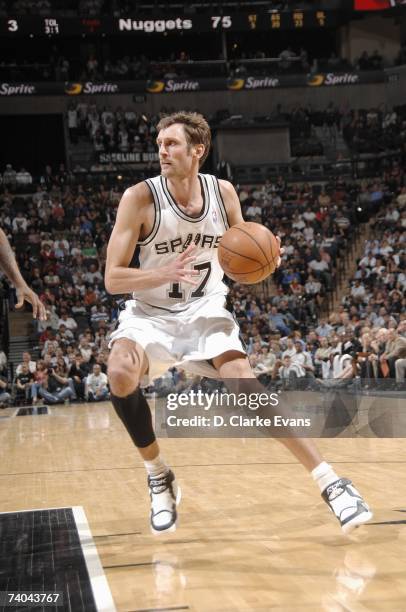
(105, 183, 198, 295)
(218, 180, 245, 226)
(0, 228, 47, 320)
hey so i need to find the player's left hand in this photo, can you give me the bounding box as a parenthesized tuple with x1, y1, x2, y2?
(276, 236, 284, 268)
(15, 284, 47, 321)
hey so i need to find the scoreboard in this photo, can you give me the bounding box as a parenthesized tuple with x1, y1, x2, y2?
(0, 11, 337, 37)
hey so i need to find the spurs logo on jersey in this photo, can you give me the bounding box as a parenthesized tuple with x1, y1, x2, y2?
(133, 173, 230, 311)
(154, 233, 221, 254)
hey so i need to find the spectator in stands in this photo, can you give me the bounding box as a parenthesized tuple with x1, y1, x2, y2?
(0, 374, 11, 407)
(291, 340, 315, 377)
(16, 351, 36, 376)
(281, 337, 296, 360)
(78, 336, 93, 362)
(314, 337, 334, 379)
(0, 350, 7, 375)
(15, 364, 35, 404)
(90, 304, 109, 324)
(315, 318, 333, 338)
(85, 363, 109, 402)
(268, 306, 292, 336)
(84, 263, 103, 285)
(15, 167, 33, 186)
(380, 328, 406, 379)
(68, 353, 88, 400)
(34, 364, 76, 405)
(251, 346, 277, 384)
(309, 254, 332, 291)
(3, 164, 17, 186)
(58, 323, 75, 343)
(12, 211, 29, 234)
(279, 46, 296, 71)
(275, 355, 305, 388)
(58, 310, 78, 332)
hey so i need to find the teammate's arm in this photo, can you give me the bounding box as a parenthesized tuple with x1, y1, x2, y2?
(105, 183, 198, 295)
(0, 228, 47, 320)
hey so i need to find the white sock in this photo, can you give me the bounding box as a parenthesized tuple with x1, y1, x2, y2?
(144, 455, 169, 478)
(312, 461, 340, 493)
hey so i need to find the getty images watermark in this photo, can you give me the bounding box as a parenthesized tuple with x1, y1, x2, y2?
(157, 388, 312, 437)
(154, 379, 406, 438)
(166, 389, 310, 428)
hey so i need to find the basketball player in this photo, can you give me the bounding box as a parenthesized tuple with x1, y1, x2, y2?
(105, 112, 372, 535)
(0, 228, 46, 320)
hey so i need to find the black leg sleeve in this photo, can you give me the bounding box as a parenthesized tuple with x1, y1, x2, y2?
(111, 388, 156, 448)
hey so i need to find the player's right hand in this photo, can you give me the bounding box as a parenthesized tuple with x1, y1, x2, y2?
(164, 244, 200, 286)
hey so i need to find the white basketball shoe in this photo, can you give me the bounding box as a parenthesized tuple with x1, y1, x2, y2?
(148, 469, 181, 534)
(322, 478, 373, 534)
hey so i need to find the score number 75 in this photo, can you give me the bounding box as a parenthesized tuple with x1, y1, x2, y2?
(211, 16, 232, 29)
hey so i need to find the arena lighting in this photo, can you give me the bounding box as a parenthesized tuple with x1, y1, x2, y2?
(117, 175, 123, 180)
(357, 207, 362, 211)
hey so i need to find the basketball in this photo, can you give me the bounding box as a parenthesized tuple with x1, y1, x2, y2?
(218, 222, 280, 284)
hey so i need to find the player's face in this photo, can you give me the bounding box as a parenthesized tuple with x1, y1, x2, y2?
(157, 123, 197, 179)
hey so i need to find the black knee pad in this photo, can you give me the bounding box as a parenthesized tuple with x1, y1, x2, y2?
(111, 388, 156, 448)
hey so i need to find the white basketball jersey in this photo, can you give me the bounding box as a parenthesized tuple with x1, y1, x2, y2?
(133, 173, 230, 312)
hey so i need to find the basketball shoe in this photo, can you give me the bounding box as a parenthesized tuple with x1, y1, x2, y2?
(148, 470, 181, 534)
(322, 478, 373, 534)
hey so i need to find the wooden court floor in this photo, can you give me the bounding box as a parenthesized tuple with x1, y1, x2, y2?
(1, 401, 405, 611)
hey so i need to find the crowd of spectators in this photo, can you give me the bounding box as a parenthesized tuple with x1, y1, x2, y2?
(1, 42, 404, 83)
(339, 195, 406, 383)
(0, 168, 123, 406)
(223, 174, 405, 391)
(0, 153, 405, 407)
(245, 102, 406, 158)
(67, 102, 159, 156)
(64, 102, 406, 165)
(7, 350, 110, 406)
(342, 105, 406, 155)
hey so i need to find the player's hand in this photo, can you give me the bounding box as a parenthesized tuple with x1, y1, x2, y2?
(15, 284, 47, 321)
(164, 244, 200, 286)
(275, 236, 284, 268)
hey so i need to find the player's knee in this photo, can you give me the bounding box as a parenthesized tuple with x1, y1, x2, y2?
(108, 363, 139, 397)
(220, 357, 252, 379)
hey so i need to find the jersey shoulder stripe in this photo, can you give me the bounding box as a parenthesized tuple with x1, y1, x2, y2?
(210, 175, 230, 230)
(137, 178, 162, 246)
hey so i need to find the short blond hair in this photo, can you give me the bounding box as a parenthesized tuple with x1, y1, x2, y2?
(157, 111, 211, 167)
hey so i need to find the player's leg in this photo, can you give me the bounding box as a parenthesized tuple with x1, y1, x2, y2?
(212, 350, 373, 534)
(108, 338, 180, 533)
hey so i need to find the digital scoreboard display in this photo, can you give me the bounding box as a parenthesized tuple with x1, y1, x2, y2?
(0, 11, 335, 37)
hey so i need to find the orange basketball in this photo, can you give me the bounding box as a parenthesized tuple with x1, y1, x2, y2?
(218, 222, 280, 284)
